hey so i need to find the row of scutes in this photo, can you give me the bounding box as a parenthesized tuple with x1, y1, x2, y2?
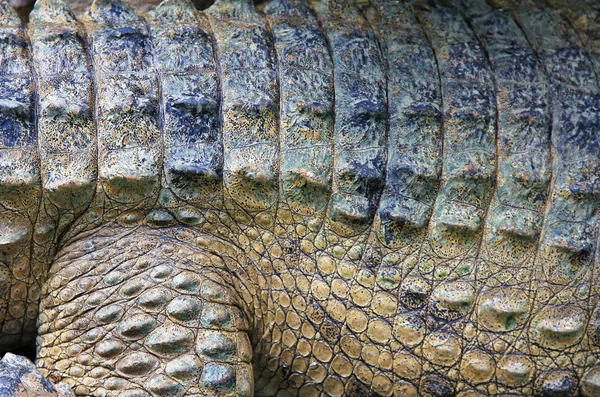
(0, 0, 599, 396)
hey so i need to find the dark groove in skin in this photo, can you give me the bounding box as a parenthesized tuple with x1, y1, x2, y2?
(452, 0, 502, 357)
(203, 0, 226, 212)
(80, 9, 106, 208)
(259, 6, 282, 222)
(74, 2, 101, 242)
(505, 9, 557, 355)
(140, 10, 165, 214)
(20, 11, 40, 347)
(355, 0, 389, 269)
(413, 3, 446, 242)
(305, 0, 336, 238)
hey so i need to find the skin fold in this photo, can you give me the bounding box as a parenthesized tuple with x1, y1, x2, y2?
(0, 0, 599, 396)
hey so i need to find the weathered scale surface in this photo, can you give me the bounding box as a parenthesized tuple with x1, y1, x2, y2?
(29, 0, 96, 211)
(0, 0, 599, 396)
(566, 4, 600, 395)
(0, 0, 38, 349)
(389, 5, 497, 393)
(456, 1, 554, 395)
(145, 0, 223, 210)
(513, 2, 600, 393)
(264, 0, 333, 226)
(206, 0, 279, 217)
(82, 0, 161, 208)
(312, 0, 387, 237)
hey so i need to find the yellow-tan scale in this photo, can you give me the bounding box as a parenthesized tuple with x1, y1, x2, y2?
(0, 0, 598, 396)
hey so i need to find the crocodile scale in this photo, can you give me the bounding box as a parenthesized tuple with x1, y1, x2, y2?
(0, 0, 599, 395)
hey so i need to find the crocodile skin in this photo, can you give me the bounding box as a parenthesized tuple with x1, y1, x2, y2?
(0, 0, 599, 395)
(0, 353, 75, 396)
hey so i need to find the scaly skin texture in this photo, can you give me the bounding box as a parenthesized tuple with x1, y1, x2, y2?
(0, 353, 74, 396)
(0, 0, 599, 396)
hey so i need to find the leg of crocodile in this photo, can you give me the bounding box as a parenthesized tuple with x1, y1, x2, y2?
(37, 227, 254, 397)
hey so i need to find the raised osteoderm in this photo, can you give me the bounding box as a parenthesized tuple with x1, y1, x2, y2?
(0, 0, 599, 395)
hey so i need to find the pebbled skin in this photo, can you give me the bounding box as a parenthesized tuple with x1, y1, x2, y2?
(0, 0, 599, 395)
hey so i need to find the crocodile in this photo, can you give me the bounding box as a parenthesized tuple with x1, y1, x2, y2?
(0, 0, 599, 395)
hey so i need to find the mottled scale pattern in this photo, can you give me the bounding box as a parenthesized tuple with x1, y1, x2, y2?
(206, 0, 279, 215)
(145, 0, 223, 208)
(0, 0, 39, 349)
(511, 2, 600, 394)
(365, 1, 442, 248)
(0, 0, 597, 396)
(82, 0, 161, 206)
(28, 0, 96, 209)
(38, 227, 254, 396)
(0, 352, 74, 396)
(312, 0, 387, 237)
(516, 5, 600, 396)
(452, 1, 553, 395)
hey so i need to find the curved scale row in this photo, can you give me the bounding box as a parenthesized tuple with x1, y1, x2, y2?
(448, 1, 553, 394)
(512, 1, 600, 385)
(401, 4, 497, 324)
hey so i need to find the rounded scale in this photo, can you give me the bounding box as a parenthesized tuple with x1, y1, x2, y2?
(421, 332, 461, 366)
(530, 305, 586, 350)
(460, 350, 494, 384)
(535, 370, 578, 397)
(400, 277, 431, 309)
(419, 374, 454, 397)
(145, 323, 195, 357)
(116, 352, 158, 377)
(430, 281, 474, 320)
(477, 287, 529, 332)
(165, 354, 202, 380)
(166, 296, 202, 322)
(116, 314, 157, 340)
(582, 367, 600, 397)
(393, 313, 427, 347)
(496, 354, 535, 387)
